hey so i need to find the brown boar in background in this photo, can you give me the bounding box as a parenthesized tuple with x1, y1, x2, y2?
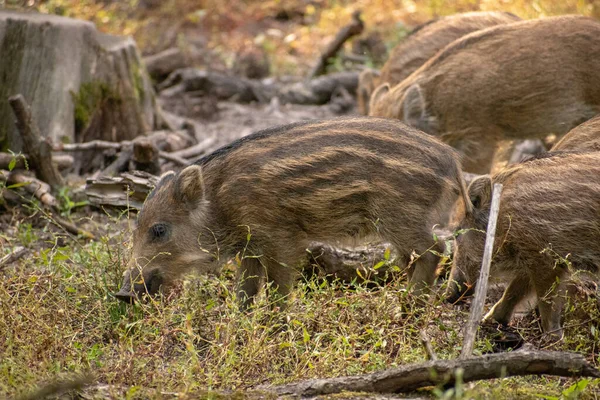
(446, 152, 600, 338)
(356, 11, 520, 115)
(115, 117, 472, 307)
(552, 114, 600, 152)
(369, 16, 600, 174)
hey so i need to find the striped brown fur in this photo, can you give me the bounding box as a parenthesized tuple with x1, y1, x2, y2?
(552, 114, 600, 152)
(369, 16, 600, 174)
(356, 12, 520, 115)
(447, 152, 600, 337)
(116, 117, 471, 307)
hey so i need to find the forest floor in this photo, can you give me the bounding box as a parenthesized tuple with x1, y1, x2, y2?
(2, 0, 600, 399)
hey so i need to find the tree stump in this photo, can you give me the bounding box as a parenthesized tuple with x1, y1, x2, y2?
(0, 11, 158, 158)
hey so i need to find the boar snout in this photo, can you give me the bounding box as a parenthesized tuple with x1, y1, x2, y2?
(445, 275, 474, 304)
(114, 289, 136, 304)
(115, 268, 164, 304)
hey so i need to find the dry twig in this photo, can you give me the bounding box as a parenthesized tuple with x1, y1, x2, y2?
(9, 94, 64, 189)
(308, 10, 364, 78)
(461, 183, 503, 359)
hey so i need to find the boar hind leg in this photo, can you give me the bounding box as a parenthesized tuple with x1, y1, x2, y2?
(237, 257, 266, 310)
(484, 272, 533, 326)
(407, 250, 439, 296)
(530, 265, 569, 338)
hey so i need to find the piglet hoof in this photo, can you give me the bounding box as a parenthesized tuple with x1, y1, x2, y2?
(479, 320, 524, 352)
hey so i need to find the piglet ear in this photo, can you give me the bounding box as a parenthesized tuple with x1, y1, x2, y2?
(467, 175, 493, 211)
(368, 83, 390, 116)
(175, 165, 205, 206)
(401, 84, 426, 127)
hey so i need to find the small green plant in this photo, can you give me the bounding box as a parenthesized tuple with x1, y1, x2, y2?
(57, 187, 89, 217)
(538, 378, 600, 400)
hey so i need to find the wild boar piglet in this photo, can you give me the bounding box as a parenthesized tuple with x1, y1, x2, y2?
(116, 117, 472, 308)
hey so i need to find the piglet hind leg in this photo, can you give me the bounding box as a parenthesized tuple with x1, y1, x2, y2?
(529, 263, 569, 340)
(483, 271, 533, 326)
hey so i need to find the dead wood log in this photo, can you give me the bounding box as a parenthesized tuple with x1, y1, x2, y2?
(0, 170, 57, 207)
(306, 242, 397, 284)
(0, 152, 73, 171)
(0, 246, 27, 271)
(0, 12, 157, 153)
(308, 10, 364, 78)
(9, 95, 64, 189)
(143, 47, 188, 82)
(85, 171, 159, 209)
(277, 71, 359, 105)
(263, 350, 600, 396)
(461, 183, 503, 359)
(159, 69, 258, 102)
(159, 68, 359, 106)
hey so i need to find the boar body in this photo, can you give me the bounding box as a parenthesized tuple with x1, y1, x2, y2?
(357, 11, 520, 115)
(117, 118, 471, 306)
(552, 114, 600, 152)
(447, 152, 600, 337)
(369, 16, 600, 174)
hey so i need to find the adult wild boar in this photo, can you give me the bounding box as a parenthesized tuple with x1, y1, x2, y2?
(552, 114, 600, 152)
(369, 16, 600, 174)
(357, 11, 520, 115)
(446, 152, 600, 338)
(115, 117, 472, 307)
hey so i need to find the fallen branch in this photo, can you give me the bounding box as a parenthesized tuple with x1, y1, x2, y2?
(0, 246, 27, 271)
(55, 140, 124, 152)
(101, 146, 133, 176)
(461, 183, 503, 359)
(0, 170, 57, 207)
(308, 10, 364, 78)
(263, 350, 600, 396)
(0, 152, 73, 171)
(158, 151, 189, 166)
(49, 214, 95, 240)
(159, 69, 359, 105)
(170, 136, 216, 160)
(143, 47, 188, 82)
(9, 94, 64, 189)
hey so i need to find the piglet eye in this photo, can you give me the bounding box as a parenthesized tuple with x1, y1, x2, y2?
(150, 223, 169, 241)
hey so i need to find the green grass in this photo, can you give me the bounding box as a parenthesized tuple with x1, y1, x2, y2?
(1, 203, 599, 399)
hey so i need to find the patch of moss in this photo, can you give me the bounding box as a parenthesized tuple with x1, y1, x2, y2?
(70, 81, 120, 134)
(130, 60, 146, 103)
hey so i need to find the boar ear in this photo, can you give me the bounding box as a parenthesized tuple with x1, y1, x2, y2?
(402, 84, 426, 128)
(158, 170, 175, 183)
(175, 165, 205, 206)
(369, 83, 390, 115)
(467, 175, 493, 211)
